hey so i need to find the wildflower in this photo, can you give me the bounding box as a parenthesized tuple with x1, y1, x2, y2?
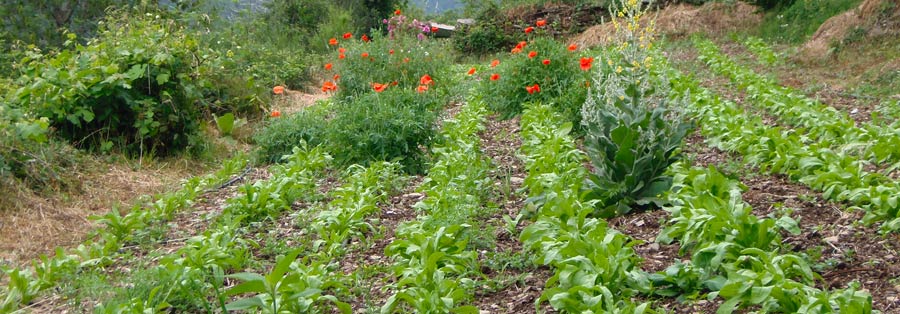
(528, 51, 537, 59)
(339, 53, 345, 59)
(490, 73, 500, 81)
(329, 38, 338, 46)
(616, 66, 623, 73)
(525, 84, 541, 94)
(361, 52, 369, 58)
(403, 57, 410, 63)
(542, 59, 550, 65)
(333, 74, 340, 80)
(273, 86, 285, 95)
(324, 63, 333, 70)
(525, 26, 534, 34)
(321, 81, 337, 93)
(416, 85, 428, 93)
(361, 34, 370, 42)
(343, 32, 352, 39)
(568, 44, 577, 51)
(395, 9, 401, 15)
(391, 81, 399, 86)
(372, 82, 388, 93)
(431, 26, 438, 33)
(517, 41, 527, 49)
(490, 59, 499, 68)
(420, 74, 433, 86)
(536, 19, 547, 27)
(511, 47, 522, 54)
(467, 67, 476, 76)
(338, 47, 346, 53)
(270, 110, 281, 117)
(580, 57, 594, 71)
(389, 49, 394, 55)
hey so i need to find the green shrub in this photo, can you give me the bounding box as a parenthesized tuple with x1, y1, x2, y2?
(759, 0, 862, 43)
(477, 37, 590, 124)
(580, 1, 693, 218)
(327, 88, 440, 173)
(453, 3, 518, 55)
(9, 12, 261, 155)
(254, 103, 331, 164)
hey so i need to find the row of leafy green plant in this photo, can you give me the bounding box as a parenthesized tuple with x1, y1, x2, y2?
(741, 36, 779, 66)
(382, 99, 492, 313)
(685, 40, 900, 232)
(695, 37, 900, 165)
(0, 155, 248, 312)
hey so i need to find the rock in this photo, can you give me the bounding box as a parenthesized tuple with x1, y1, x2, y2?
(510, 176, 525, 185)
(403, 192, 424, 199)
(647, 243, 660, 252)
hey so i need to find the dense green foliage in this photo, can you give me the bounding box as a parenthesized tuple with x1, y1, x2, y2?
(759, 0, 863, 43)
(452, 3, 518, 54)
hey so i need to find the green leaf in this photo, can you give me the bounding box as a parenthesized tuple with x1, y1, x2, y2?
(225, 296, 266, 310)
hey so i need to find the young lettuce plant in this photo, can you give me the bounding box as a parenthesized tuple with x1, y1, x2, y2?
(580, 0, 693, 218)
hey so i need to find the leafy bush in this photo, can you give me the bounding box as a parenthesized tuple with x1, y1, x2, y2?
(327, 89, 440, 173)
(580, 1, 693, 218)
(453, 3, 518, 55)
(253, 102, 331, 164)
(477, 37, 590, 123)
(759, 0, 862, 43)
(9, 13, 225, 154)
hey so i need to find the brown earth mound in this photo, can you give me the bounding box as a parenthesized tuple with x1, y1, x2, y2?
(801, 0, 900, 58)
(571, 2, 762, 48)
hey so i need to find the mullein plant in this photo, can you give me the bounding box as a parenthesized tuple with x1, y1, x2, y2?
(580, 0, 693, 218)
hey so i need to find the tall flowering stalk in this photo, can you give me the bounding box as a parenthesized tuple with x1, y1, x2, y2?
(580, 0, 693, 217)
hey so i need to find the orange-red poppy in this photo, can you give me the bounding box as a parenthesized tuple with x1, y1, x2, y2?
(467, 67, 476, 76)
(490, 73, 500, 81)
(270, 110, 281, 117)
(389, 49, 394, 55)
(338, 47, 346, 53)
(517, 41, 527, 49)
(395, 9, 401, 15)
(361, 34, 370, 42)
(322, 81, 337, 93)
(490, 59, 499, 68)
(403, 57, 410, 63)
(511, 47, 522, 54)
(528, 51, 537, 59)
(580, 57, 594, 71)
(324, 63, 333, 70)
(339, 53, 345, 59)
(420, 74, 433, 86)
(416, 85, 428, 93)
(568, 44, 577, 51)
(391, 81, 399, 86)
(525, 84, 541, 94)
(372, 82, 388, 93)
(525, 26, 534, 34)
(542, 59, 550, 65)
(536, 19, 547, 27)
(333, 74, 341, 80)
(273, 86, 285, 95)
(329, 38, 338, 46)
(431, 26, 438, 33)
(361, 52, 369, 58)
(343, 32, 352, 39)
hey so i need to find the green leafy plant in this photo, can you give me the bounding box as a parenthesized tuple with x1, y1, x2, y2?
(580, 2, 692, 218)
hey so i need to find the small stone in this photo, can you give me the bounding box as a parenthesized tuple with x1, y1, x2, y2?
(404, 192, 423, 199)
(887, 296, 898, 303)
(647, 243, 660, 252)
(635, 219, 645, 227)
(851, 108, 859, 114)
(510, 176, 524, 185)
(824, 236, 839, 243)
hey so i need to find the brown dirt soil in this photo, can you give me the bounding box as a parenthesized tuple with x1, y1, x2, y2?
(0, 160, 207, 266)
(801, 0, 900, 59)
(273, 88, 330, 115)
(571, 2, 762, 48)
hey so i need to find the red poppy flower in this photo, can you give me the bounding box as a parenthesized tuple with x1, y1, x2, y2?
(361, 34, 370, 42)
(333, 74, 341, 80)
(536, 19, 547, 27)
(416, 85, 428, 93)
(372, 82, 388, 93)
(329, 38, 338, 46)
(467, 67, 476, 76)
(389, 49, 394, 55)
(324, 63, 333, 70)
(525, 84, 541, 94)
(361, 52, 369, 58)
(542, 59, 550, 65)
(431, 26, 438, 33)
(395, 9, 401, 15)
(568, 44, 577, 51)
(524, 26, 534, 34)
(343, 32, 352, 39)
(403, 57, 410, 63)
(391, 81, 399, 86)
(339, 53, 345, 59)
(517, 41, 527, 49)
(321, 81, 337, 93)
(338, 47, 346, 53)
(270, 110, 281, 117)
(490, 59, 499, 68)
(511, 47, 522, 54)
(528, 51, 537, 59)
(490, 73, 500, 81)
(580, 57, 594, 71)
(420, 74, 433, 86)
(273, 86, 285, 95)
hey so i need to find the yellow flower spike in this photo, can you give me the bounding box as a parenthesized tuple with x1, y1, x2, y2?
(616, 66, 623, 73)
(618, 95, 625, 100)
(607, 60, 613, 66)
